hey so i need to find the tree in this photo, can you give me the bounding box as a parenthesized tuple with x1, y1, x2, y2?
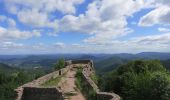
(54, 58, 65, 70)
(150, 72, 170, 100)
(102, 60, 170, 100)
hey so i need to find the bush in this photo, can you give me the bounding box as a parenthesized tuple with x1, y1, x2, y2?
(102, 60, 170, 100)
(54, 58, 65, 70)
(90, 74, 98, 84)
(75, 69, 96, 100)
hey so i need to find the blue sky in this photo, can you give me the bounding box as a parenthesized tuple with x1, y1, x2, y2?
(0, 0, 170, 54)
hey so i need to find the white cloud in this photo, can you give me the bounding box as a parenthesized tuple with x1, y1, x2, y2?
(130, 33, 170, 45)
(0, 15, 16, 27)
(158, 27, 170, 32)
(0, 15, 6, 21)
(1, 42, 23, 49)
(54, 42, 65, 48)
(138, 0, 170, 26)
(5, 0, 84, 14)
(0, 26, 41, 40)
(17, 9, 49, 27)
(0, 15, 41, 40)
(2, 0, 170, 54)
(139, 6, 170, 26)
(3, 0, 147, 44)
(59, 0, 144, 44)
(4, 0, 84, 29)
(1, 32, 170, 54)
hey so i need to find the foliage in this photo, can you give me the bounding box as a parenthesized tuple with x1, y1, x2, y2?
(161, 59, 170, 70)
(75, 69, 83, 90)
(54, 58, 65, 70)
(94, 56, 128, 74)
(0, 63, 46, 100)
(42, 75, 63, 87)
(75, 69, 96, 100)
(101, 60, 170, 100)
(90, 73, 98, 84)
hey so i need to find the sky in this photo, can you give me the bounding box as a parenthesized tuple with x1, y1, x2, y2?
(0, 0, 170, 54)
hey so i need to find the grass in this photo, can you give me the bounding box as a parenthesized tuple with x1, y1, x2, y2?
(64, 92, 77, 96)
(90, 73, 98, 84)
(75, 69, 83, 91)
(64, 92, 78, 100)
(41, 75, 63, 87)
(75, 69, 97, 100)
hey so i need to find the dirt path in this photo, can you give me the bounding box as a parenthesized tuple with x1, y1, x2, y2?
(59, 68, 85, 100)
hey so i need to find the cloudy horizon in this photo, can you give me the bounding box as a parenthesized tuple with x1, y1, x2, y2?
(0, 0, 170, 54)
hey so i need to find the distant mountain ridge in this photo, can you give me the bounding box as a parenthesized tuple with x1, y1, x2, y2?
(0, 63, 18, 73)
(1, 52, 170, 72)
(111, 52, 170, 60)
(94, 52, 170, 73)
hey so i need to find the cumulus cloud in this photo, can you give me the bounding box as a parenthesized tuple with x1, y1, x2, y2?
(1, 0, 170, 54)
(138, 0, 170, 26)
(139, 6, 170, 26)
(4, 0, 84, 29)
(158, 27, 170, 32)
(0, 15, 41, 40)
(130, 33, 170, 45)
(0, 15, 16, 27)
(59, 0, 144, 44)
(0, 26, 41, 40)
(5, 0, 84, 14)
(3, 0, 148, 44)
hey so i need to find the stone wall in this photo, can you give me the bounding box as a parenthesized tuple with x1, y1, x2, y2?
(66, 59, 95, 74)
(15, 65, 71, 100)
(21, 87, 63, 100)
(15, 59, 120, 100)
(80, 60, 120, 100)
(82, 72, 120, 100)
(66, 59, 120, 100)
(97, 92, 120, 100)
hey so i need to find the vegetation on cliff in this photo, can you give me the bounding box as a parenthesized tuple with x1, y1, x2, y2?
(0, 63, 45, 100)
(100, 60, 170, 100)
(75, 69, 96, 100)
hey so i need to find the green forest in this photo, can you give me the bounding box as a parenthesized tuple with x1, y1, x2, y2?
(99, 60, 170, 100)
(1, 58, 170, 100)
(0, 63, 45, 100)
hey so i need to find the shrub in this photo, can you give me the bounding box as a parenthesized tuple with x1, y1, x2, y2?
(54, 58, 65, 70)
(102, 60, 170, 100)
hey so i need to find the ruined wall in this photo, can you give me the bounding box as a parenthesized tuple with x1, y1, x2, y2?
(97, 92, 119, 100)
(15, 65, 71, 100)
(15, 59, 120, 100)
(66, 59, 120, 100)
(82, 70, 120, 100)
(66, 59, 95, 75)
(80, 60, 120, 100)
(21, 87, 63, 100)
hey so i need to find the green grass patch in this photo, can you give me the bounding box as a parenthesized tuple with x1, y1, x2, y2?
(64, 92, 77, 97)
(41, 75, 63, 87)
(75, 69, 97, 100)
(90, 73, 98, 84)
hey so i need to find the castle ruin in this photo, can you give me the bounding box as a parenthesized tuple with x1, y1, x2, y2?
(15, 60, 120, 100)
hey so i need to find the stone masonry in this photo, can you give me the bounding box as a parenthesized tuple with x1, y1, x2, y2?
(15, 59, 120, 100)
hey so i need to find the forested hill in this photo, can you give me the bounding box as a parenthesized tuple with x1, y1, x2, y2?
(0, 63, 18, 73)
(1, 52, 170, 71)
(99, 60, 170, 100)
(0, 63, 46, 100)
